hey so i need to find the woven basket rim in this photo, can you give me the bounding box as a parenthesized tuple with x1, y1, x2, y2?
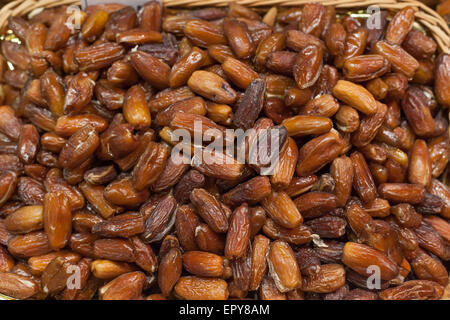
(0, 0, 449, 53)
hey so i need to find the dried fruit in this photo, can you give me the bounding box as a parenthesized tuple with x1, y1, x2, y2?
(190, 188, 229, 233)
(380, 280, 444, 300)
(332, 80, 377, 115)
(182, 251, 223, 278)
(302, 264, 346, 293)
(0, 2, 448, 301)
(174, 276, 228, 300)
(261, 191, 302, 229)
(225, 203, 250, 260)
(58, 125, 99, 170)
(43, 192, 72, 250)
(293, 45, 323, 89)
(188, 70, 237, 105)
(342, 242, 399, 281)
(267, 240, 301, 292)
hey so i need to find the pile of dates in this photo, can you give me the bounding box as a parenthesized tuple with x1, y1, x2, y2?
(0, 1, 448, 300)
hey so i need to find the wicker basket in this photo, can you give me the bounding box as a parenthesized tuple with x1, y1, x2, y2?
(0, 0, 448, 300)
(0, 0, 449, 52)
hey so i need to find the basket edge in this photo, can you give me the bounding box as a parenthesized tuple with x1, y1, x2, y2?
(0, 0, 449, 53)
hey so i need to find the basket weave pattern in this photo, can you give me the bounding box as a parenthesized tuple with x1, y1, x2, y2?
(0, 0, 449, 52)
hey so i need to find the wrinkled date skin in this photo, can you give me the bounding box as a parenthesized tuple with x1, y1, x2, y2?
(293, 45, 323, 89)
(0, 2, 448, 302)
